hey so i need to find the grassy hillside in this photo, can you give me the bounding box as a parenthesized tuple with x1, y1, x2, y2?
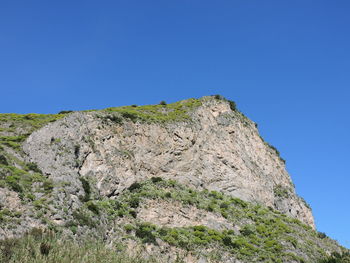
(2, 178, 348, 262)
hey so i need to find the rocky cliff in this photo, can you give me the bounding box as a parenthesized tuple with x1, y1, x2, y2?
(23, 96, 313, 227)
(0, 96, 348, 262)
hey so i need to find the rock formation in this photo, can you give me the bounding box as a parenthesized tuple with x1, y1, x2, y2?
(0, 96, 348, 262)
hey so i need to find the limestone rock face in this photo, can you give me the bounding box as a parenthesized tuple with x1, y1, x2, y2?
(23, 97, 314, 228)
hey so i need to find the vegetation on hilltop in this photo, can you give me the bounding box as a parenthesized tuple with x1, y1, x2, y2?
(103, 98, 202, 123)
(0, 113, 64, 155)
(0, 113, 64, 136)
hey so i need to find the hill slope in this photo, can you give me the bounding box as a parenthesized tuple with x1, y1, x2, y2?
(0, 96, 348, 262)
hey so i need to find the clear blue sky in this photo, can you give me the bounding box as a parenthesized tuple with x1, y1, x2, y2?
(0, 1, 349, 248)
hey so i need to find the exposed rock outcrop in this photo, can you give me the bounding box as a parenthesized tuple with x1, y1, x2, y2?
(23, 96, 313, 227)
(2, 96, 347, 262)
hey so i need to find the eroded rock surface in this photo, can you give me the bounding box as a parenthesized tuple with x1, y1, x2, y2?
(138, 199, 232, 231)
(23, 96, 314, 228)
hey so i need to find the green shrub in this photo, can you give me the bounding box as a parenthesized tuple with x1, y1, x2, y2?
(58, 110, 73, 114)
(128, 182, 141, 192)
(42, 180, 54, 193)
(212, 95, 236, 111)
(317, 232, 327, 239)
(124, 224, 135, 232)
(72, 210, 96, 227)
(129, 210, 137, 218)
(206, 203, 216, 212)
(228, 100, 236, 111)
(25, 193, 36, 201)
(129, 197, 140, 208)
(300, 197, 312, 209)
(151, 177, 163, 183)
(74, 145, 80, 158)
(39, 242, 51, 256)
(240, 225, 255, 236)
(193, 225, 206, 232)
(267, 143, 281, 156)
(5, 176, 23, 193)
(135, 223, 157, 244)
(222, 235, 236, 248)
(70, 225, 77, 234)
(220, 202, 230, 209)
(79, 177, 91, 202)
(25, 163, 42, 173)
(230, 197, 247, 208)
(209, 190, 223, 199)
(121, 112, 139, 122)
(273, 185, 289, 198)
(0, 154, 8, 165)
(117, 210, 126, 217)
(86, 201, 99, 215)
(264, 239, 283, 253)
(105, 114, 123, 124)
